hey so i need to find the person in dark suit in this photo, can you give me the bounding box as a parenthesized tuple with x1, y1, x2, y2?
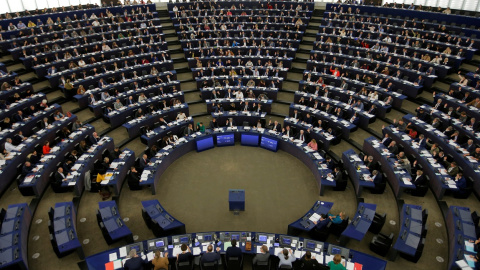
(415, 134, 427, 148)
(139, 154, 149, 170)
(225, 239, 242, 261)
(296, 129, 307, 143)
(380, 134, 391, 147)
(411, 170, 426, 187)
(21, 161, 33, 176)
(268, 120, 281, 132)
(300, 251, 320, 270)
(349, 112, 360, 125)
(387, 141, 398, 155)
(124, 250, 146, 270)
(282, 125, 295, 138)
(332, 167, 342, 182)
(363, 156, 376, 172)
(253, 245, 270, 268)
(313, 214, 329, 231)
(177, 244, 193, 264)
(90, 132, 101, 145)
(128, 167, 142, 190)
(201, 245, 221, 265)
(371, 170, 383, 189)
(52, 167, 68, 192)
(184, 124, 195, 135)
(454, 172, 468, 197)
(209, 118, 219, 129)
(462, 139, 476, 155)
(110, 147, 121, 161)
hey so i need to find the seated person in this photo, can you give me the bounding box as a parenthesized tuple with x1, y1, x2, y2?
(313, 214, 329, 231)
(300, 251, 320, 270)
(277, 249, 295, 268)
(225, 239, 242, 261)
(328, 212, 346, 224)
(328, 254, 347, 270)
(201, 244, 221, 265)
(127, 167, 142, 190)
(177, 244, 193, 264)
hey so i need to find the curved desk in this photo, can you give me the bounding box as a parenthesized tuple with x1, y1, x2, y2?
(139, 127, 335, 196)
(84, 230, 386, 270)
(287, 200, 334, 236)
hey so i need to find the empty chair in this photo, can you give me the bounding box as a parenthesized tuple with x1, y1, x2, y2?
(369, 213, 386, 234)
(253, 260, 269, 270)
(226, 256, 242, 270)
(177, 261, 194, 270)
(200, 262, 218, 270)
(369, 233, 394, 257)
(400, 237, 425, 263)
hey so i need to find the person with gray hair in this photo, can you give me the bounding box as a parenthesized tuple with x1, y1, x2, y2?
(123, 249, 146, 270)
(4, 138, 16, 152)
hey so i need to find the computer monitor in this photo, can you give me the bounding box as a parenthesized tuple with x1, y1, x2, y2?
(258, 234, 268, 243)
(328, 245, 349, 258)
(180, 237, 189, 243)
(216, 133, 235, 146)
(306, 241, 316, 249)
(241, 134, 260, 146)
(260, 136, 278, 152)
(304, 240, 323, 251)
(203, 235, 213, 242)
(196, 136, 215, 152)
(126, 243, 143, 254)
(231, 234, 240, 241)
(282, 238, 291, 245)
(147, 237, 168, 251)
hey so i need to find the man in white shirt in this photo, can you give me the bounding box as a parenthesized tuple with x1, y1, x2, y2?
(4, 138, 16, 152)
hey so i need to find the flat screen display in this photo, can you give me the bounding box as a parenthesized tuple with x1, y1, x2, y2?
(196, 136, 214, 152)
(155, 241, 164, 247)
(204, 235, 213, 241)
(241, 134, 259, 146)
(216, 133, 235, 146)
(231, 234, 240, 241)
(307, 242, 316, 249)
(282, 238, 291, 245)
(180, 237, 189, 243)
(331, 247, 341, 255)
(258, 235, 267, 242)
(260, 136, 278, 152)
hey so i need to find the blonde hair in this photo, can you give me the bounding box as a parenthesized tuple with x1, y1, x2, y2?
(333, 254, 342, 264)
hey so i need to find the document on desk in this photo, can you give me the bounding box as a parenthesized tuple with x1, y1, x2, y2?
(202, 244, 210, 252)
(274, 247, 284, 255)
(310, 213, 321, 222)
(256, 246, 263, 253)
(109, 252, 118, 261)
(113, 260, 122, 269)
(325, 255, 334, 264)
(119, 247, 127, 257)
(146, 251, 154, 261)
(173, 246, 183, 256)
(192, 247, 201, 256)
(314, 253, 324, 264)
(294, 250, 305, 259)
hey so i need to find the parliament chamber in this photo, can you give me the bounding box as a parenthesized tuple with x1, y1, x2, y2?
(0, 0, 480, 270)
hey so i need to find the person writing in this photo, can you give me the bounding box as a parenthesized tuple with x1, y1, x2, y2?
(328, 254, 347, 270)
(277, 249, 296, 268)
(152, 250, 169, 270)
